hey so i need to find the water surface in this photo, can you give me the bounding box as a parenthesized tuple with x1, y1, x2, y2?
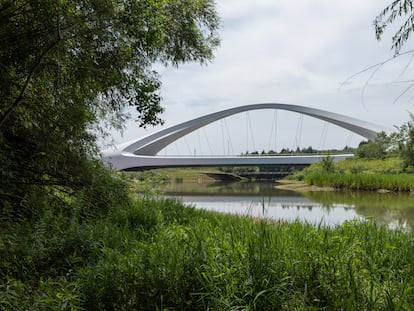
(163, 181, 414, 228)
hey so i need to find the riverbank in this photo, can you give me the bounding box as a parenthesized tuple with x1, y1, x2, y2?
(286, 157, 414, 193)
(2, 194, 414, 309)
(3, 162, 414, 309)
(304, 172, 414, 192)
(275, 179, 334, 192)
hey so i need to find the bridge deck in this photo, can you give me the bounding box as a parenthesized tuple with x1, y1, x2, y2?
(101, 103, 383, 171)
(118, 154, 354, 171)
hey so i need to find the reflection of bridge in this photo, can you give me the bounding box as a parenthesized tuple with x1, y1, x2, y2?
(101, 103, 388, 171)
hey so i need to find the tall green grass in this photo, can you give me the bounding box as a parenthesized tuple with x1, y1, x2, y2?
(305, 172, 414, 192)
(2, 196, 414, 309)
(289, 157, 414, 192)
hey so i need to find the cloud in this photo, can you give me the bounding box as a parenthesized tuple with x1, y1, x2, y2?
(109, 0, 414, 154)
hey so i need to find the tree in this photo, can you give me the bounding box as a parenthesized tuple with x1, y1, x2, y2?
(0, 0, 220, 212)
(355, 132, 390, 159)
(321, 154, 335, 173)
(0, 0, 219, 128)
(344, 1, 414, 103)
(391, 114, 414, 169)
(374, 0, 414, 55)
(372, 1, 414, 165)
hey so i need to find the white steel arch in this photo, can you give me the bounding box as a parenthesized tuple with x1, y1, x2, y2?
(101, 103, 389, 170)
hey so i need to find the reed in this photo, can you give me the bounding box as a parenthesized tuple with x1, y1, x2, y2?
(305, 172, 414, 192)
(2, 196, 414, 309)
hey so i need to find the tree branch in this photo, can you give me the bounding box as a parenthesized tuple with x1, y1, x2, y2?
(393, 82, 414, 103)
(340, 49, 414, 106)
(0, 38, 60, 129)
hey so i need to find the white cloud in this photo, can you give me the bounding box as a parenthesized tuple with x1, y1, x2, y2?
(109, 0, 414, 154)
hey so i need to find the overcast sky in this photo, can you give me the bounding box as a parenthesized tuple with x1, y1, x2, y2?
(107, 0, 414, 155)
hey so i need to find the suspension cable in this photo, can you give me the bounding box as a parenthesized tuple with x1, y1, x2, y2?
(183, 136, 191, 155)
(274, 110, 278, 152)
(293, 114, 303, 152)
(268, 110, 278, 152)
(246, 112, 249, 153)
(224, 118, 235, 155)
(197, 130, 203, 155)
(319, 122, 328, 151)
(221, 119, 226, 155)
(202, 128, 213, 155)
(298, 114, 303, 152)
(174, 141, 180, 156)
(346, 132, 354, 149)
(246, 111, 256, 153)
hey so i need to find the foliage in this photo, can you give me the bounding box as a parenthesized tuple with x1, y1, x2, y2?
(356, 141, 385, 159)
(289, 156, 406, 186)
(391, 113, 414, 169)
(323, 157, 402, 174)
(243, 146, 353, 156)
(292, 116, 414, 189)
(354, 116, 414, 168)
(289, 135, 414, 190)
(220, 166, 258, 174)
(355, 132, 391, 159)
(321, 154, 334, 173)
(374, 0, 414, 54)
(0, 0, 220, 212)
(0, 0, 220, 127)
(119, 170, 170, 197)
(1, 196, 414, 309)
(305, 172, 414, 192)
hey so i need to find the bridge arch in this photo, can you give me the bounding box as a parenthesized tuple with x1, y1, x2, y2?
(102, 103, 389, 170)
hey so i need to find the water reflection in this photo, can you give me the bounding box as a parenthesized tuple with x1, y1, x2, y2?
(162, 181, 414, 228)
(304, 191, 414, 229)
(164, 180, 298, 197)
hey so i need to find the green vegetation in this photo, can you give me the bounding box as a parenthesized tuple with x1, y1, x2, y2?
(290, 157, 402, 180)
(0, 0, 220, 216)
(305, 172, 414, 192)
(289, 116, 414, 191)
(121, 168, 227, 194)
(2, 192, 414, 310)
(219, 146, 355, 176)
(291, 156, 414, 192)
(374, 0, 414, 54)
(242, 145, 355, 156)
(3, 0, 414, 309)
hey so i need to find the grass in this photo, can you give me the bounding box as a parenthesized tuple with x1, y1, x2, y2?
(323, 157, 403, 175)
(305, 172, 414, 192)
(1, 195, 414, 310)
(121, 167, 224, 195)
(290, 157, 403, 179)
(288, 157, 414, 192)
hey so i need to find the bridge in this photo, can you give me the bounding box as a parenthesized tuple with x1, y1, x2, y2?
(101, 103, 388, 171)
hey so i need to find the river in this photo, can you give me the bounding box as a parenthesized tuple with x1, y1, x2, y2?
(162, 180, 414, 229)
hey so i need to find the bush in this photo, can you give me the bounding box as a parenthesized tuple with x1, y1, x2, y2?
(321, 155, 335, 173)
(73, 161, 130, 217)
(356, 141, 386, 159)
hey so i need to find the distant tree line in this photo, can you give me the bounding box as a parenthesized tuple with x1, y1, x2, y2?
(356, 115, 414, 171)
(241, 145, 355, 156)
(223, 116, 414, 175)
